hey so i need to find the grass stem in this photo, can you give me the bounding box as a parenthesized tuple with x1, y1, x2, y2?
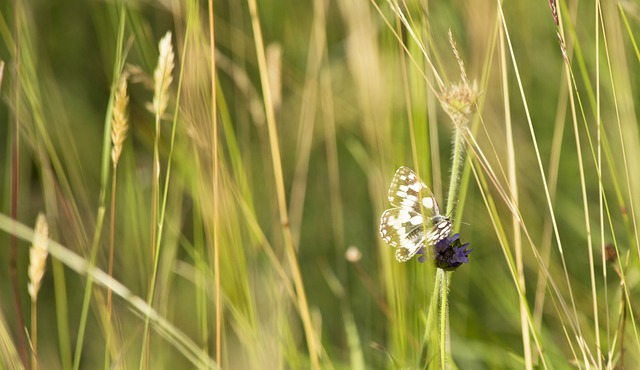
(207, 0, 222, 365)
(31, 302, 37, 370)
(445, 129, 464, 216)
(72, 207, 106, 370)
(437, 269, 448, 370)
(247, 0, 320, 367)
(437, 127, 464, 370)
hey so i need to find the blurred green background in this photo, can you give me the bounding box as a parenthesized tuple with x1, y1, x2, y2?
(1, 0, 639, 369)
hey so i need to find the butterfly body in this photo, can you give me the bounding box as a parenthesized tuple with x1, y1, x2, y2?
(379, 167, 452, 262)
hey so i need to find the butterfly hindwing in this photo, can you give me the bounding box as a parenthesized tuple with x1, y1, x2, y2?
(379, 208, 425, 247)
(426, 218, 453, 245)
(395, 239, 424, 262)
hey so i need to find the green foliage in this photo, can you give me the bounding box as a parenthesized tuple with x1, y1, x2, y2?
(0, 0, 639, 369)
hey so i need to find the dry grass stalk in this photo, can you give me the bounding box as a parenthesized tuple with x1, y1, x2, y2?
(0, 61, 5, 90)
(152, 32, 175, 118)
(28, 213, 49, 303)
(266, 43, 282, 111)
(111, 76, 129, 168)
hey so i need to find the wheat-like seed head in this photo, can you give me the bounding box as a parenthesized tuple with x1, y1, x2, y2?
(111, 76, 129, 167)
(152, 31, 174, 118)
(28, 213, 49, 302)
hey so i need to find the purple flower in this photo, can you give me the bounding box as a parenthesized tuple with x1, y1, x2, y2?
(417, 233, 472, 271)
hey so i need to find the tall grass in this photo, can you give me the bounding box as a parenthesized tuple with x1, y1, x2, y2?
(0, 0, 639, 369)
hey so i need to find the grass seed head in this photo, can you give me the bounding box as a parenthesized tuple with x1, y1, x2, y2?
(152, 31, 174, 118)
(111, 76, 129, 167)
(439, 80, 479, 129)
(440, 30, 479, 129)
(28, 213, 49, 302)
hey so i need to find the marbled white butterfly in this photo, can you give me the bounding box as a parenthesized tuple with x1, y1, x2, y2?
(379, 166, 453, 262)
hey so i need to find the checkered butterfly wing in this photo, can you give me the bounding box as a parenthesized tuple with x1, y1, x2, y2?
(379, 166, 452, 262)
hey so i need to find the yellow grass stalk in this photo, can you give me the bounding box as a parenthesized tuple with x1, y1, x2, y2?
(247, 0, 320, 367)
(266, 43, 282, 111)
(106, 74, 129, 367)
(28, 213, 49, 370)
(0, 61, 5, 88)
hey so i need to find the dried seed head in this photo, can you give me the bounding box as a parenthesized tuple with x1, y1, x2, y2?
(439, 80, 479, 129)
(125, 64, 154, 90)
(440, 30, 479, 129)
(152, 31, 174, 118)
(28, 213, 49, 302)
(448, 29, 468, 87)
(548, 0, 559, 26)
(111, 76, 129, 167)
(604, 243, 617, 263)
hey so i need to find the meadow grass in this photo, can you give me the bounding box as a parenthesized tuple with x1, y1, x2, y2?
(0, 0, 639, 369)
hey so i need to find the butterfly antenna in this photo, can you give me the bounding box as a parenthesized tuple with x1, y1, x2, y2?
(447, 201, 458, 218)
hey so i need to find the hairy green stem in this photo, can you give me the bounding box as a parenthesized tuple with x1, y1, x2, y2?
(445, 128, 465, 216)
(438, 127, 466, 369)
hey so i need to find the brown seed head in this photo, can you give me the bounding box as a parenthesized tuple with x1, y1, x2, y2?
(604, 243, 617, 264)
(439, 80, 479, 129)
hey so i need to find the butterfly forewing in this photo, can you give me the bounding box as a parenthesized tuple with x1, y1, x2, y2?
(380, 166, 452, 263)
(387, 166, 441, 216)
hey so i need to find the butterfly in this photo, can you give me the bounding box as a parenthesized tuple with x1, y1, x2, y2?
(379, 166, 453, 262)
